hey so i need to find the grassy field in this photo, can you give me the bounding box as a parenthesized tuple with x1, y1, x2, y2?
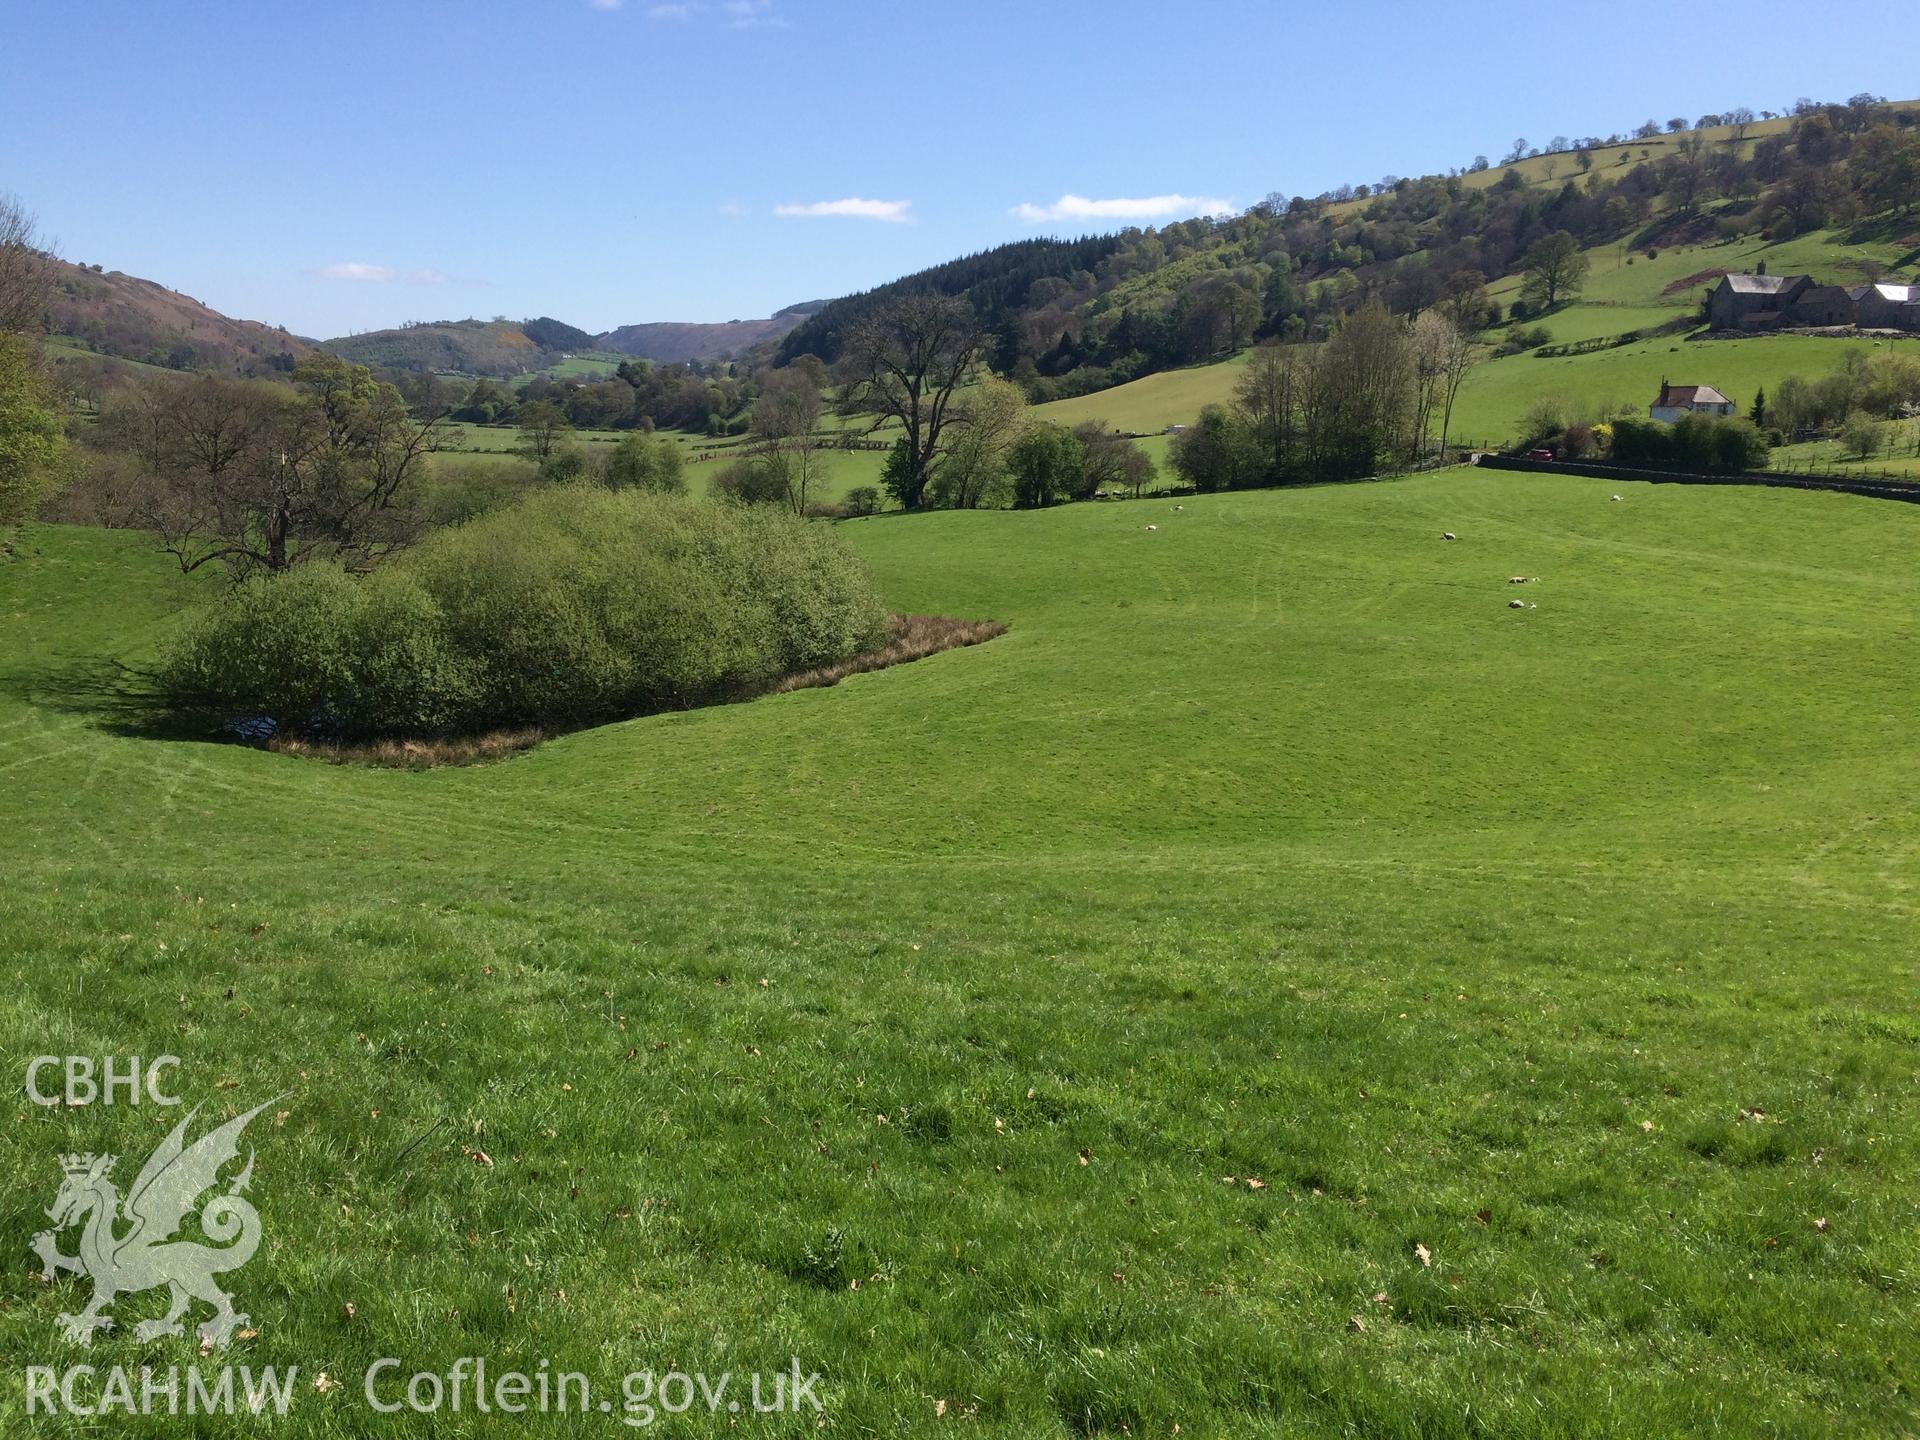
(1030, 330, 1920, 454)
(1448, 334, 1920, 449)
(3, 469, 1917, 1435)
(1773, 421, 1920, 478)
(512, 351, 629, 387)
(425, 420, 892, 507)
(1031, 353, 1253, 435)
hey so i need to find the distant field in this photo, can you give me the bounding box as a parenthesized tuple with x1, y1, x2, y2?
(1449, 334, 1920, 448)
(1491, 228, 1920, 318)
(1031, 353, 1252, 434)
(1025, 314, 1919, 453)
(5, 471, 1918, 1432)
(512, 350, 627, 386)
(426, 417, 892, 506)
(1772, 423, 1920, 478)
(40, 334, 181, 379)
(1523, 305, 1688, 347)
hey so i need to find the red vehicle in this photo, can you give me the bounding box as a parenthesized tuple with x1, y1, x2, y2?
(1525, 448, 1555, 461)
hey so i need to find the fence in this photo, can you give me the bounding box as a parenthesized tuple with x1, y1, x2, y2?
(1474, 453, 1920, 505)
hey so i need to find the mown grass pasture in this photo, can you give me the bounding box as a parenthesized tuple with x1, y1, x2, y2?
(2, 468, 1916, 1434)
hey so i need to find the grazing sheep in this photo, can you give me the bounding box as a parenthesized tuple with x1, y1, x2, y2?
(1174, 504, 1185, 511)
(1611, 494, 1623, 502)
(1509, 576, 1528, 584)
(1509, 599, 1525, 609)
(1145, 524, 1158, 532)
(1442, 532, 1456, 541)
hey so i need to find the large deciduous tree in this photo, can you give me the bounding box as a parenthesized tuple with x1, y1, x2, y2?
(1519, 231, 1590, 310)
(842, 294, 984, 510)
(115, 354, 440, 578)
(0, 336, 69, 528)
(750, 367, 825, 514)
(0, 193, 52, 339)
(1, 198, 67, 530)
(1007, 422, 1085, 509)
(1072, 421, 1156, 500)
(931, 375, 1025, 509)
(515, 399, 571, 461)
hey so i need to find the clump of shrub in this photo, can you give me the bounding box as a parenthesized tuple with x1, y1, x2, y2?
(160, 486, 889, 741)
(1494, 324, 1552, 357)
(1607, 414, 1770, 472)
(602, 432, 686, 494)
(1840, 410, 1884, 458)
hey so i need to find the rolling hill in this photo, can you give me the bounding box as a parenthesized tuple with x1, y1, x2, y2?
(598, 302, 822, 364)
(1027, 221, 1920, 450)
(43, 257, 311, 376)
(319, 303, 824, 376)
(320, 316, 584, 376)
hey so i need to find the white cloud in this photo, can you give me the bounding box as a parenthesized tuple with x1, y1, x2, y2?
(588, 0, 622, 9)
(775, 197, 912, 223)
(1011, 193, 1236, 224)
(721, 0, 785, 24)
(645, 2, 698, 17)
(718, 200, 749, 217)
(315, 263, 457, 285)
(316, 262, 396, 282)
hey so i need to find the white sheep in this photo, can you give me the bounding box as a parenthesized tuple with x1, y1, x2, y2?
(1509, 576, 1528, 584)
(1509, 599, 1525, 609)
(1611, 494, 1623, 502)
(1442, 532, 1456, 541)
(1174, 504, 1185, 511)
(1145, 524, 1158, 532)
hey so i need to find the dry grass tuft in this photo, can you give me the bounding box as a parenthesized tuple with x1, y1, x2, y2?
(772, 614, 1009, 694)
(266, 728, 545, 770)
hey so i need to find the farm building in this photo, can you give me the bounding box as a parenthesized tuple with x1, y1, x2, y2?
(1650, 382, 1735, 423)
(1706, 273, 1809, 330)
(1855, 281, 1920, 328)
(1707, 272, 1920, 331)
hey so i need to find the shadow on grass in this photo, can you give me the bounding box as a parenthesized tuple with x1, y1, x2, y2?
(0, 654, 201, 741)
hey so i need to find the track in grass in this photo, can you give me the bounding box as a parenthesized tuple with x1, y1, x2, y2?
(2, 470, 1916, 1434)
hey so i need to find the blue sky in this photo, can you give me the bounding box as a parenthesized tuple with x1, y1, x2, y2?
(3, 0, 1913, 340)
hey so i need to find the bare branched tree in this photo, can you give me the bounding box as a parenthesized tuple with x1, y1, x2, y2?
(751, 367, 825, 514)
(840, 294, 984, 510)
(0, 192, 54, 338)
(110, 355, 440, 579)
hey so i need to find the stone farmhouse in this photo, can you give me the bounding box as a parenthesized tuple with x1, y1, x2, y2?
(1707, 272, 1920, 332)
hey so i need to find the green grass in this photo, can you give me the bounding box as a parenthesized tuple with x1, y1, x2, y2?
(1031, 353, 1252, 435)
(1518, 305, 1687, 347)
(1772, 422, 1920, 479)
(40, 335, 185, 379)
(425, 420, 891, 507)
(1449, 334, 1920, 448)
(3, 470, 1918, 1434)
(1081, 330, 1920, 453)
(511, 351, 629, 387)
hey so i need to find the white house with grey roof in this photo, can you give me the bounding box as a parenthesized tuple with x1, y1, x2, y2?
(1650, 382, 1734, 423)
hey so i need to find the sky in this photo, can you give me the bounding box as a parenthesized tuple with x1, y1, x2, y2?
(3, 0, 1914, 340)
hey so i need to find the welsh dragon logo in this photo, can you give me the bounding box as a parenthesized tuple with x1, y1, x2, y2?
(31, 1096, 281, 1349)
